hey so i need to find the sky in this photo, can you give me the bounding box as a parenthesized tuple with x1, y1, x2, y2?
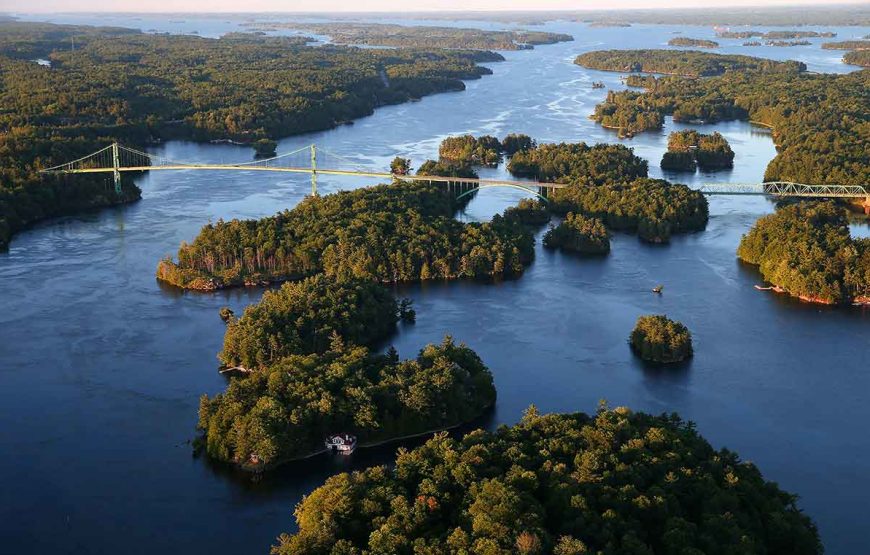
(1, 0, 864, 13)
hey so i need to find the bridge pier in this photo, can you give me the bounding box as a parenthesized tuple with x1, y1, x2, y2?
(864, 197, 870, 216)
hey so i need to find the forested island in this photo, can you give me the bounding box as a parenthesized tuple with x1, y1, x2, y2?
(156, 181, 534, 290)
(630, 315, 694, 363)
(543, 213, 610, 254)
(717, 30, 836, 39)
(0, 21, 501, 250)
(667, 37, 719, 48)
(661, 130, 734, 172)
(737, 202, 870, 305)
(577, 50, 869, 185)
(242, 22, 573, 50)
(273, 406, 821, 554)
(575, 49, 805, 77)
(844, 50, 870, 67)
(822, 40, 870, 50)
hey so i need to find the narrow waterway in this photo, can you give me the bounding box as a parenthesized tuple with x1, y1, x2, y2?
(2, 16, 869, 554)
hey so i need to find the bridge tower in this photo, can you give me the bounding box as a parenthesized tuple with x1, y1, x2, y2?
(112, 142, 122, 195)
(310, 144, 317, 196)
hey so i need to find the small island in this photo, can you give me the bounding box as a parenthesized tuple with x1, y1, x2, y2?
(438, 134, 502, 167)
(272, 406, 822, 554)
(738, 202, 869, 305)
(543, 212, 610, 255)
(822, 40, 870, 50)
(843, 50, 870, 67)
(630, 315, 693, 363)
(502, 198, 551, 227)
(661, 130, 734, 172)
(667, 37, 719, 48)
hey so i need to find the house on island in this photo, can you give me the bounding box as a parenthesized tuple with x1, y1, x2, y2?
(324, 433, 357, 454)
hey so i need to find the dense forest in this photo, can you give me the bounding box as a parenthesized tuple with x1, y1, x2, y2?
(273, 406, 821, 554)
(0, 21, 500, 249)
(157, 181, 534, 289)
(575, 49, 805, 77)
(438, 134, 503, 167)
(199, 336, 496, 470)
(543, 212, 610, 255)
(661, 130, 734, 172)
(243, 22, 574, 51)
(843, 50, 870, 67)
(507, 142, 649, 184)
(578, 50, 869, 185)
(219, 276, 404, 370)
(502, 198, 551, 227)
(667, 37, 719, 48)
(822, 40, 870, 50)
(630, 315, 694, 363)
(737, 202, 870, 305)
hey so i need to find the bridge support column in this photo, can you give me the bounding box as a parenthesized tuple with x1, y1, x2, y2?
(864, 197, 870, 216)
(310, 144, 317, 196)
(112, 142, 122, 195)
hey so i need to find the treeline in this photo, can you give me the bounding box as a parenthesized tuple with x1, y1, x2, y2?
(844, 50, 870, 67)
(578, 50, 868, 185)
(273, 406, 821, 554)
(245, 22, 573, 51)
(156, 181, 534, 289)
(661, 130, 734, 172)
(667, 37, 719, 48)
(717, 30, 836, 39)
(575, 49, 806, 77)
(822, 40, 870, 50)
(0, 21, 500, 249)
(737, 202, 870, 305)
(507, 142, 649, 184)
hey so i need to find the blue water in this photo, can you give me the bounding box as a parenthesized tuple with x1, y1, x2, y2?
(2, 14, 869, 554)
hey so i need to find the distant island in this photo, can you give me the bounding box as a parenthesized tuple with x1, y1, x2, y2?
(716, 30, 836, 39)
(575, 49, 805, 77)
(821, 40, 870, 50)
(738, 202, 870, 305)
(272, 406, 822, 554)
(667, 37, 719, 48)
(242, 22, 574, 50)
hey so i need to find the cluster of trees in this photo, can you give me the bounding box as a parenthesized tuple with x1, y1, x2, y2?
(0, 21, 500, 249)
(764, 40, 812, 47)
(502, 198, 551, 227)
(549, 178, 709, 243)
(578, 50, 869, 185)
(156, 181, 534, 289)
(507, 142, 649, 184)
(844, 50, 870, 67)
(218, 276, 404, 370)
(247, 22, 573, 51)
(438, 135, 503, 167)
(661, 130, 734, 172)
(667, 37, 719, 48)
(575, 49, 805, 77)
(543, 213, 610, 255)
(737, 202, 870, 304)
(630, 315, 694, 363)
(199, 336, 497, 470)
(274, 406, 821, 554)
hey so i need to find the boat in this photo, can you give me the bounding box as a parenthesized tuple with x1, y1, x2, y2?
(591, 81, 605, 89)
(652, 285, 663, 294)
(324, 433, 357, 455)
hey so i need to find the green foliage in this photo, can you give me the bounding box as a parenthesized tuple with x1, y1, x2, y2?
(199, 337, 496, 468)
(438, 134, 502, 167)
(577, 51, 868, 185)
(630, 315, 694, 363)
(507, 142, 649, 185)
(543, 213, 610, 255)
(390, 157, 412, 176)
(667, 37, 719, 48)
(273, 407, 821, 554)
(219, 276, 400, 369)
(843, 50, 870, 67)
(156, 181, 533, 289)
(661, 130, 734, 171)
(416, 159, 479, 178)
(502, 198, 551, 227)
(821, 40, 870, 50)
(253, 139, 277, 158)
(0, 21, 497, 249)
(737, 202, 870, 304)
(549, 178, 709, 243)
(575, 49, 805, 77)
(501, 133, 536, 156)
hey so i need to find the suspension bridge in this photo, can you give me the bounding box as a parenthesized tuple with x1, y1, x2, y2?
(40, 143, 869, 207)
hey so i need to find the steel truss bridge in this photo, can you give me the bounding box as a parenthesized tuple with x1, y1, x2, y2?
(40, 143, 869, 203)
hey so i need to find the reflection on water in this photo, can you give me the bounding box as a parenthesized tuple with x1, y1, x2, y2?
(1, 14, 869, 555)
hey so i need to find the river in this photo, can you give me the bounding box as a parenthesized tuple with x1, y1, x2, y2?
(2, 15, 869, 554)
